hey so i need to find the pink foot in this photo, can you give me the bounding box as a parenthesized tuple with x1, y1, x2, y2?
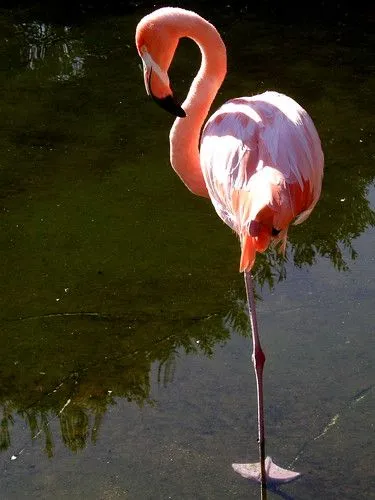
(232, 456, 300, 485)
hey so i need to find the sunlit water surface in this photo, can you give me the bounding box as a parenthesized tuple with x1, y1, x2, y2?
(0, 6, 374, 499)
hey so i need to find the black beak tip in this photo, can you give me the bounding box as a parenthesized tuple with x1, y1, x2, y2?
(153, 94, 186, 118)
(176, 107, 186, 118)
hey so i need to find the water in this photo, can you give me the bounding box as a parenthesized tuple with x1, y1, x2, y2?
(0, 5, 374, 499)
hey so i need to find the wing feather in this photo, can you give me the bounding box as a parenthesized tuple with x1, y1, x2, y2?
(200, 91, 324, 271)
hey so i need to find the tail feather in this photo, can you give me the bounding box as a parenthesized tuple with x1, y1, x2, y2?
(239, 229, 272, 272)
(239, 234, 256, 272)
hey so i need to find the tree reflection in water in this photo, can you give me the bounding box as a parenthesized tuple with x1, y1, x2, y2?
(13, 21, 86, 79)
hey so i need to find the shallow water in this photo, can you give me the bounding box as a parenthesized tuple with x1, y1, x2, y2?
(0, 5, 374, 499)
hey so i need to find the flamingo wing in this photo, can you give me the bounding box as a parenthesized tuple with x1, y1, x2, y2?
(200, 91, 324, 271)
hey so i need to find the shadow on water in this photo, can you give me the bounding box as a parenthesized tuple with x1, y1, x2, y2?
(0, 3, 374, 497)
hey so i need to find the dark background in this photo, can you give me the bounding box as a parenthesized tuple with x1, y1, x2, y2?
(1, 0, 375, 27)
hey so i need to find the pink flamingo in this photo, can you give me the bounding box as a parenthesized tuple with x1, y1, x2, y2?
(136, 7, 324, 495)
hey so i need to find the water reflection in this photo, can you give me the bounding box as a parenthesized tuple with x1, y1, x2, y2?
(0, 5, 374, 465)
(1, 308, 234, 457)
(14, 22, 86, 79)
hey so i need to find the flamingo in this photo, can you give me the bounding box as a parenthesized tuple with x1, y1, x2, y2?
(135, 7, 324, 496)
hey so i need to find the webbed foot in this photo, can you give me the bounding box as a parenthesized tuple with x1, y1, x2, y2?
(232, 456, 300, 485)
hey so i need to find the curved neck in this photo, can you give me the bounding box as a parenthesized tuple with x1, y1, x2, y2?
(169, 12, 227, 197)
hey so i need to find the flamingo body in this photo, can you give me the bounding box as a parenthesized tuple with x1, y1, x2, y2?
(200, 91, 323, 271)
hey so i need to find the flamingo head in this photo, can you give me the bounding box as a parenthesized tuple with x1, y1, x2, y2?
(135, 12, 186, 118)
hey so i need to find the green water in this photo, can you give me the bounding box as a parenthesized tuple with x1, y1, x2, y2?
(0, 5, 374, 499)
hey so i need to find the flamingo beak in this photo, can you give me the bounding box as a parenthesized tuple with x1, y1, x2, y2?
(141, 54, 186, 118)
(147, 69, 186, 118)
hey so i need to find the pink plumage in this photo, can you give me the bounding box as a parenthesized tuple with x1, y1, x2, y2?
(200, 91, 324, 270)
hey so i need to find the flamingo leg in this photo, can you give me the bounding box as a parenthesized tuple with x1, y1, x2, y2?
(232, 271, 301, 494)
(244, 271, 267, 497)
